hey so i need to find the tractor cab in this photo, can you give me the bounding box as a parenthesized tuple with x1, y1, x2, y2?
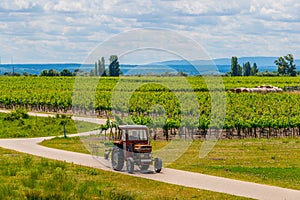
(117, 125, 152, 154)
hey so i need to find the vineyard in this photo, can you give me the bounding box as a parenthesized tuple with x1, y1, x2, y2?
(1, 76, 300, 139)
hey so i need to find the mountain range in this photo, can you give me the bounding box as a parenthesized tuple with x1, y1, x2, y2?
(153, 56, 300, 67)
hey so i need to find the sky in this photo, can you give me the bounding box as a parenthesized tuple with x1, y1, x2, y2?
(0, 0, 299, 64)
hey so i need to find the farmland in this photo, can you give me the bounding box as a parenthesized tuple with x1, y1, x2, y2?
(1, 76, 300, 138)
(1, 75, 300, 198)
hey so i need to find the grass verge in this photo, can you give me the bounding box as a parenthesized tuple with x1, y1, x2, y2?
(40, 136, 90, 154)
(0, 147, 246, 200)
(0, 112, 98, 138)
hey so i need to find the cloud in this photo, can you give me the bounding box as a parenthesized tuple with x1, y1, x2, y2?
(0, 0, 299, 63)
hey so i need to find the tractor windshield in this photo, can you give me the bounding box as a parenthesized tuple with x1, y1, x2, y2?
(128, 129, 148, 141)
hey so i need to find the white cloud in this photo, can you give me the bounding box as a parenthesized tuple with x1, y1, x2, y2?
(53, 1, 85, 12)
(0, 0, 299, 63)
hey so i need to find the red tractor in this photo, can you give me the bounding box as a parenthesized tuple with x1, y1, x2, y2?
(104, 125, 162, 173)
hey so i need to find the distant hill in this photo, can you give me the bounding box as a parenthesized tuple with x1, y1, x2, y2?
(0, 63, 92, 75)
(155, 56, 300, 67)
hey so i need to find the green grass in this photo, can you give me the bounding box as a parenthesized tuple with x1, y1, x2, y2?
(0, 112, 98, 138)
(0, 147, 246, 200)
(40, 136, 90, 154)
(41, 137, 300, 190)
(168, 138, 300, 190)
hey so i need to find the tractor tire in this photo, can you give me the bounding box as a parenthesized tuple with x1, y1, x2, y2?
(126, 157, 134, 173)
(104, 151, 109, 160)
(111, 147, 124, 171)
(154, 157, 162, 173)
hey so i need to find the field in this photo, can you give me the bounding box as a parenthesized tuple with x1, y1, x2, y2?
(1, 76, 300, 138)
(1, 76, 300, 198)
(0, 147, 247, 200)
(170, 138, 300, 190)
(41, 137, 300, 190)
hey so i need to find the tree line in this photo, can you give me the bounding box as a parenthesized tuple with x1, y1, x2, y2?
(230, 57, 259, 76)
(230, 54, 297, 76)
(39, 55, 121, 77)
(91, 55, 121, 76)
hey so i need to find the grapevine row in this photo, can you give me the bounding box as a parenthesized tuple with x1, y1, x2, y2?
(1, 76, 300, 139)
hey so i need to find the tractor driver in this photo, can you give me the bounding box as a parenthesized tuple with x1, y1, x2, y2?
(130, 131, 138, 140)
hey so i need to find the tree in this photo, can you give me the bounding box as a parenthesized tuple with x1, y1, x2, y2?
(109, 55, 121, 76)
(285, 54, 297, 76)
(231, 56, 242, 76)
(98, 57, 106, 76)
(275, 56, 288, 75)
(238, 65, 242, 76)
(58, 114, 72, 138)
(89, 69, 96, 76)
(101, 57, 105, 74)
(250, 62, 258, 75)
(94, 62, 98, 76)
(47, 69, 59, 76)
(231, 57, 238, 76)
(99, 123, 109, 140)
(275, 54, 297, 76)
(22, 72, 30, 76)
(243, 62, 251, 76)
(94, 57, 106, 76)
(177, 71, 188, 76)
(60, 69, 73, 76)
(40, 70, 48, 76)
(40, 69, 59, 76)
(74, 68, 84, 76)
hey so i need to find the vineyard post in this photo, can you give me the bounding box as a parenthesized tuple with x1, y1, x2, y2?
(63, 124, 67, 138)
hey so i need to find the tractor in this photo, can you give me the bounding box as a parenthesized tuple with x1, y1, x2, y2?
(104, 125, 162, 173)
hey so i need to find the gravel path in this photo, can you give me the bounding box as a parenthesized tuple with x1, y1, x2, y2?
(0, 110, 299, 199)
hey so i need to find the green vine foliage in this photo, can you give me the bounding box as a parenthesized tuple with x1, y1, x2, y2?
(1, 76, 300, 138)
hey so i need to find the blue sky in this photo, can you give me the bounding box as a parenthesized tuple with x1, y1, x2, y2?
(0, 0, 299, 64)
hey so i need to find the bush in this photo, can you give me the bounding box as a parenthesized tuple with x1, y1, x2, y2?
(4, 108, 29, 121)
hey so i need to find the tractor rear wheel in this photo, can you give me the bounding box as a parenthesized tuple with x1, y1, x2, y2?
(126, 157, 134, 173)
(154, 157, 162, 173)
(111, 147, 124, 171)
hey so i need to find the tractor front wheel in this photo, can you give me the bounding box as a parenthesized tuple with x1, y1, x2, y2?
(126, 157, 134, 173)
(111, 147, 124, 171)
(104, 151, 109, 160)
(154, 157, 162, 173)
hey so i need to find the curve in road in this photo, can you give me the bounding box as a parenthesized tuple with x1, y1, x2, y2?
(0, 111, 299, 199)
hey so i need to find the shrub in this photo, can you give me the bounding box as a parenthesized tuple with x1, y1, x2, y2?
(4, 108, 29, 121)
